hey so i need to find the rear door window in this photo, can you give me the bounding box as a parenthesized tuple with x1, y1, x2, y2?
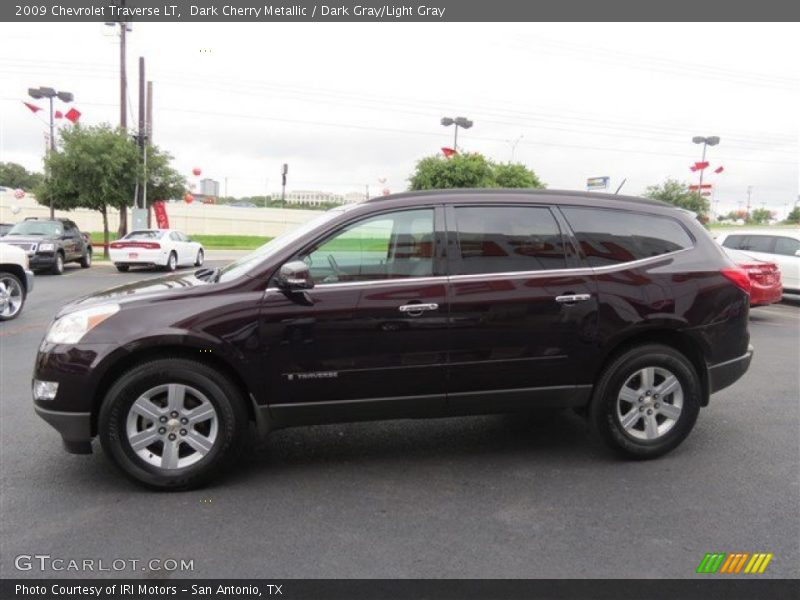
(774, 236, 800, 256)
(453, 206, 567, 274)
(561, 207, 693, 267)
(721, 235, 745, 250)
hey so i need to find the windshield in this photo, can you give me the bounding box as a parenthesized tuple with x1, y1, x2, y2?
(217, 208, 349, 283)
(125, 230, 163, 240)
(7, 221, 63, 236)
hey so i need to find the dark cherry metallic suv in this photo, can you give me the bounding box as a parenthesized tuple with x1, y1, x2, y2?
(33, 190, 754, 489)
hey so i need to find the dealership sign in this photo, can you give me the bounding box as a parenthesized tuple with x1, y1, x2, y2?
(587, 176, 610, 191)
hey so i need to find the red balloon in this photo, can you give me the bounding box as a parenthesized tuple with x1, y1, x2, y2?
(184, 193, 194, 204)
(192, 167, 202, 176)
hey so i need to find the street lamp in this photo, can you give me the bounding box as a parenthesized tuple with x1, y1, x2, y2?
(441, 116, 473, 152)
(28, 86, 74, 218)
(692, 135, 720, 203)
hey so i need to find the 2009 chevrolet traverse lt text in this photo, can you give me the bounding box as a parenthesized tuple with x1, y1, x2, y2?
(33, 190, 753, 489)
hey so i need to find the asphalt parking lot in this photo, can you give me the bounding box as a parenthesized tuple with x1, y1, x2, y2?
(1, 263, 798, 579)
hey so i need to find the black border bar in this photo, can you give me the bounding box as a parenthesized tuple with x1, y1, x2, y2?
(3, 0, 800, 22)
(3, 579, 800, 600)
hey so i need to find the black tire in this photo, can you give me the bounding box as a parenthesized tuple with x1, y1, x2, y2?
(51, 252, 65, 275)
(194, 249, 204, 267)
(590, 344, 700, 460)
(80, 249, 92, 268)
(165, 252, 177, 272)
(115, 264, 129, 273)
(98, 358, 248, 490)
(0, 272, 26, 321)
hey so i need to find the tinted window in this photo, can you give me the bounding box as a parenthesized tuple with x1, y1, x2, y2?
(562, 207, 693, 267)
(743, 235, 776, 253)
(304, 208, 434, 284)
(721, 235, 745, 250)
(774, 236, 800, 256)
(454, 206, 566, 274)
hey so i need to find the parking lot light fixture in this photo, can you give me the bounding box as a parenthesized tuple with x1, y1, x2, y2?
(441, 116, 473, 152)
(28, 85, 74, 218)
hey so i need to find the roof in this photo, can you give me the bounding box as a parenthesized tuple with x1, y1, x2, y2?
(366, 188, 671, 208)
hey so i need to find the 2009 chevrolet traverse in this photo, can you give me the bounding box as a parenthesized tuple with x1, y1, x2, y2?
(33, 190, 753, 489)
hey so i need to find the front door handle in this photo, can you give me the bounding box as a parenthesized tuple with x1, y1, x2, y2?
(555, 293, 592, 304)
(398, 302, 439, 316)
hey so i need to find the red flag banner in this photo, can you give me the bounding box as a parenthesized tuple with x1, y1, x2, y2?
(714, 166, 725, 174)
(689, 184, 712, 191)
(54, 111, 63, 119)
(23, 101, 42, 113)
(64, 108, 81, 123)
(694, 161, 710, 171)
(441, 147, 457, 158)
(152, 200, 170, 229)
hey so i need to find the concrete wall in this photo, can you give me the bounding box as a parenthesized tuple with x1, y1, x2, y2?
(0, 192, 325, 237)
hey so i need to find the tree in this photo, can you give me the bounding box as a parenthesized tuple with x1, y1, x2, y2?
(750, 208, 774, 224)
(0, 162, 43, 190)
(644, 179, 709, 217)
(36, 124, 140, 257)
(144, 145, 186, 205)
(408, 153, 544, 191)
(784, 206, 800, 225)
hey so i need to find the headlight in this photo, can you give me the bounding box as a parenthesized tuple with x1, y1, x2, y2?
(45, 303, 120, 344)
(38, 242, 55, 252)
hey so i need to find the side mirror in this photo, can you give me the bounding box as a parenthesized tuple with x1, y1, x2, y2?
(276, 260, 314, 291)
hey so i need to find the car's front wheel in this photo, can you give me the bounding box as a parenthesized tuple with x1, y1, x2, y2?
(590, 344, 700, 459)
(0, 272, 25, 321)
(51, 252, 64, 275)
(98, 358, 248, 490)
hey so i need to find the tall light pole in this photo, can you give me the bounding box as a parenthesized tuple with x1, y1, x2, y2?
(692, 135, 720, 204)
(507, 134, 524, 161)
(441, 116, 473, 152)
(28, 86, 73, 218)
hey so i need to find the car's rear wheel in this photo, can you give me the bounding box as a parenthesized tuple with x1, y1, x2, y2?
(194, 249, 204, 267)
(98, 358, 248, 490)
(590, 344, 700, 459)
(51, 252, 64, 275)
(165, 252, 177, 272)
(115, 264, 129, 272)
(0, 273, 25, 321)
(80, 249, 92, 268)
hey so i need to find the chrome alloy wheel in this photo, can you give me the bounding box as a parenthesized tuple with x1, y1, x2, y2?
(125, 383, 218, 469)
(0, 277, 23, 318)
(615, 367, 683, 441)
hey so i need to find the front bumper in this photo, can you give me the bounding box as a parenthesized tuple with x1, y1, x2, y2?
(34, 405, 93, 454)
(29, 253, 57, 269)
(708, 344, 754, 395)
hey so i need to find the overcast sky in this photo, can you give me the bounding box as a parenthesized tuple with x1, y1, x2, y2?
(0, 22, 797, 216)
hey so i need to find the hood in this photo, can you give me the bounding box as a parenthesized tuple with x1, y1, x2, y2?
(64, 269, 215, 314)
(1, 234, 57, 244)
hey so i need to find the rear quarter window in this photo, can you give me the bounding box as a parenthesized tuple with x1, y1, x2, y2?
(561, 207, 693, 267)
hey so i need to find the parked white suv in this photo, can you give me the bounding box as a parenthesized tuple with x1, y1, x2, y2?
(716, 229, 800, 294)
(0, 243, 35, 321)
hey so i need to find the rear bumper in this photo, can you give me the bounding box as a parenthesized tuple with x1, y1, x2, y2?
(109, 248, 168, 266)
(34, 405, 93, 454)
(708, 344, 754, 395)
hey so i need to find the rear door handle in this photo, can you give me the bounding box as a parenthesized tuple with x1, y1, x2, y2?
(398, 302, 439, 315)
(555, 294, 592, 304)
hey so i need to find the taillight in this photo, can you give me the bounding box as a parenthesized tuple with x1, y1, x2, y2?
(721, 267, 752, 295)
(110, 241, 161, 250)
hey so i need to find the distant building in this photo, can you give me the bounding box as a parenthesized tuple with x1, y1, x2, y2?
(199, 178, 220, 197)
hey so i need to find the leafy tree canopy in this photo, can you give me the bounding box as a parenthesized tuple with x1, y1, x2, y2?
(408, 153, 545, 191)
(0, 162, 43, 190)
(644, 178, 709, 217)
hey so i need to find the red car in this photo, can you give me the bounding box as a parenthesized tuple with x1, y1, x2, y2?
(724, 247, 782, 306)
